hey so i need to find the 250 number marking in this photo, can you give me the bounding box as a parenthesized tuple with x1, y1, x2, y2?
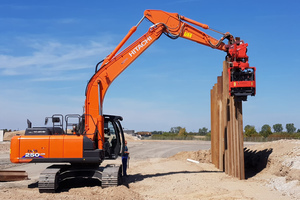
(24, 153, 40, 158)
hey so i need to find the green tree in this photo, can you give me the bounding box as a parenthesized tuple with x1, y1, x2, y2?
(244, 125, 257, 137)
(286, 123, 296, 133)
(273, 123, 283, 133)
(198, 127, 208, 135)
(178, 127, 188, 137)
(152, 131, 163, 135)
(170, 126, 182, 134)
(260, 124, 272, 138)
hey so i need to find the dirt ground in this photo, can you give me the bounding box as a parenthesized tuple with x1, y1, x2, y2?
(0, 132, 299, 199)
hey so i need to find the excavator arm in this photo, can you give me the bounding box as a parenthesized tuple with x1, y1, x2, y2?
(144, 10, 233, 50)
(84, 10, 256, 149)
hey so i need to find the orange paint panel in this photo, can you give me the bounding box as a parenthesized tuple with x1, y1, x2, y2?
(19, 136, 50, 160)
(63, 135, 83, 158)
(10, 136, 22, 163)
(49, 135, 64, 158)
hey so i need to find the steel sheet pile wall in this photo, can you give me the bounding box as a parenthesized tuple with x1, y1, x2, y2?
(210, 61, 245, 180)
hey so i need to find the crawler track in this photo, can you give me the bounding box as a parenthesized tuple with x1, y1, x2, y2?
(38, 164, 122, 192)
(101, 164, 122, 188)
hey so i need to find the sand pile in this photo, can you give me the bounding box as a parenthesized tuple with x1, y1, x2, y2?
(170, 140, 300, 198)
(3, 130, 25, 141)
(124, 133, 140, 141)
(245, 140, 300, 198)
(171, 149, 211, 163)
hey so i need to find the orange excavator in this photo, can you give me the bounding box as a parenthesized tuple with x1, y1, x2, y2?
(10, 10, 255, 192)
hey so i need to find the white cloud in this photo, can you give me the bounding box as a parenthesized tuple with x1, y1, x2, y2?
(0, 38, 114, 77)
(0, 36, 115, 129)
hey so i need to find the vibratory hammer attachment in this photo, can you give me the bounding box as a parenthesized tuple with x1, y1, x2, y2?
(228, 66, 256, 101)
(226, 38, 256, 101)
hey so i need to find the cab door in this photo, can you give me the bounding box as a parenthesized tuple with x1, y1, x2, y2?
(114, 119, 125, 157)
(103, 115, 125, 159)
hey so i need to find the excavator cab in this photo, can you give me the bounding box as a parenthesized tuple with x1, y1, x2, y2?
(103, 115, 125, 159)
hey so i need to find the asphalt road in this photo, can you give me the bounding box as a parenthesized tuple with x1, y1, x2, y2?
(128, 140, 211, 160)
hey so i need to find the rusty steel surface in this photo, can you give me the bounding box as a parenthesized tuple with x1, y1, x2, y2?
(210, 61, 245, 180)
(0, 170, 28, 182)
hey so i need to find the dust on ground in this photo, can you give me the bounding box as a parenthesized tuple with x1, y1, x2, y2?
(0, 142, 10, 154)
(0, 138, 299, 199)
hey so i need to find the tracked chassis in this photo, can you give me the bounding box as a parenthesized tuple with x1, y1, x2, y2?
(38, 164, 122, 193)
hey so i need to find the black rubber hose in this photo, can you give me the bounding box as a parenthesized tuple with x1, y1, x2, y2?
(95, 59, 104, 73)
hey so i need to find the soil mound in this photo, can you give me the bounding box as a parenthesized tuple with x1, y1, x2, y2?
(171, 149, 211, 163)
(3, 130, 25, 141)
(245, 140, 300, 198)
(124, 133, 140, 141)
(170, 140, 300, 198)
(245, 140, 300, 179)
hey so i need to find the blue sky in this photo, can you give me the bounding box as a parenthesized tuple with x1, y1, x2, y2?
(0, 0, 299, 132)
